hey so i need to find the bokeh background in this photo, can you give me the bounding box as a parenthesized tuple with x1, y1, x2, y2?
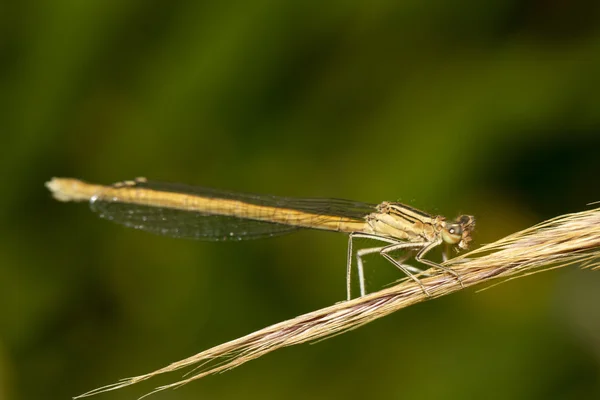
(4, 1, 600, 399)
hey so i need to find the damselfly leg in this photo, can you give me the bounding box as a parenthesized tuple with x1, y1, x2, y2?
(346, 233, 463, 300)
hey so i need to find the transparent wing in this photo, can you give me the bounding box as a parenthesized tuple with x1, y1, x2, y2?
(89, 179, 377, 241)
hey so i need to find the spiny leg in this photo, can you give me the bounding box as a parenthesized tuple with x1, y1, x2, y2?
(346, 234, 353, 301)
(378, 241, 434, 296)
(345, 234, 460, 299)
(379, 251, 431, 296)
(378, 239, 462, 295)
(355, 245, 387, 297)
(403, 263, 429, 275)
(346, 233, 400, 300)
(415, 239, 464, 288)
(355, 241, 431, 297)
(378, 239, 462, 286)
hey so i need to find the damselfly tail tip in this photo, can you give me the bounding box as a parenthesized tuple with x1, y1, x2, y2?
(45, 177, 90, 202)
(46, 177, 70, 202)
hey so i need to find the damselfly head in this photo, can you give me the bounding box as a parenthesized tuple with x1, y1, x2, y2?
(441, 214, 476, 250)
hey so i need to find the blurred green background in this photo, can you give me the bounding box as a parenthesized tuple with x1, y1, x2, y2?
(4, 1, 600, 399)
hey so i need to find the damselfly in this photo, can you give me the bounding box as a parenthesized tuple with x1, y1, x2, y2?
(46, 177, 475, 300)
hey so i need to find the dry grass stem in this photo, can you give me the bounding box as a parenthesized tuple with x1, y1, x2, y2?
(71, 205, 600, 398)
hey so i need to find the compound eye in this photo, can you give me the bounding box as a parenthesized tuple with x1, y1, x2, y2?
(459, 215, 475, 227)
(448, 224, 462, 236)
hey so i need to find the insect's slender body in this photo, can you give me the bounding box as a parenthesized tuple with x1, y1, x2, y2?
(46, 177, 475, 299)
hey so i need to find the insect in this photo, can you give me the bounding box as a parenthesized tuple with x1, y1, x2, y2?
(47, 177, 475, 299)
